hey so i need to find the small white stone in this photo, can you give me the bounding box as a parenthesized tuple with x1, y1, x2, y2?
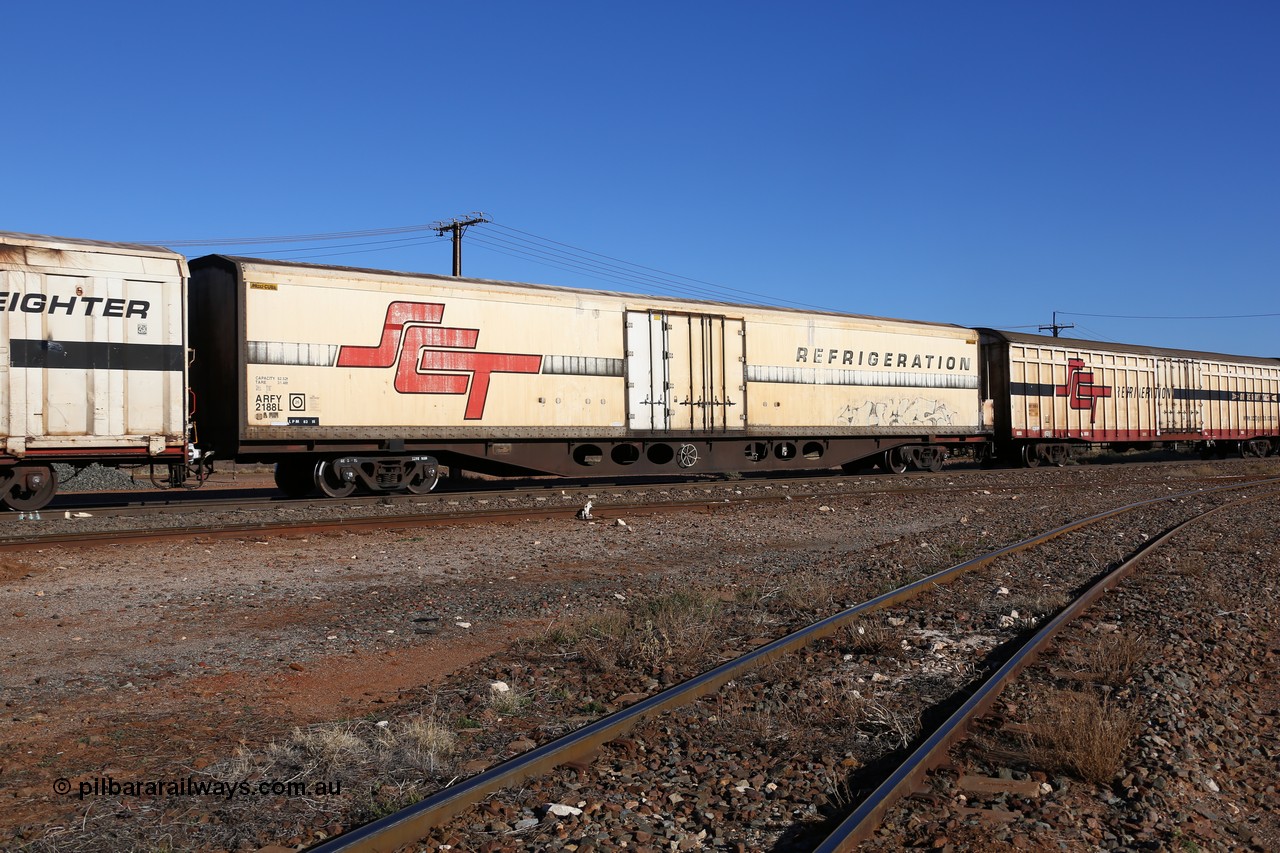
(546, 803, 583, 817)
(375, 720, 389, 728)
(490, 680, 510, 694)
(455, 621, 472, 629)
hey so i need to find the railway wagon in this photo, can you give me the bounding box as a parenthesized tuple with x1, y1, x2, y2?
(188, 255, 988, 496)
(979, 329, 1280, 465)
(0, 233, 188, 510)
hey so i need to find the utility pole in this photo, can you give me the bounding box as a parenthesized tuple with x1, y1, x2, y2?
(431, 212, 490, 276)
(1039, 311, 1075, 338)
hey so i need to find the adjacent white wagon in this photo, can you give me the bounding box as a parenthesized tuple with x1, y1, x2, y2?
(0, 233, 188, 509)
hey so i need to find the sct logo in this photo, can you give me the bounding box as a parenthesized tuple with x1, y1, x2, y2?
(336, 301, 541, 419)
(1056, 358, 1112, 422)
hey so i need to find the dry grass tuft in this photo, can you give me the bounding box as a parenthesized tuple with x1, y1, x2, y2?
(255, 712, 458, 782)
(1024, 689, 1139, 784)
(487, 682, 528, 716)
(773, 569, 839, 615)
(839, 621, 901, 658)
(1005, 589, 1071, 620)
(1082, 632, 1153, 687)
(530, 586, 721, 673)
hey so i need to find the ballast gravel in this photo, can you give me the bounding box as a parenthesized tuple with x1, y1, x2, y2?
(0, 457, 1276, 852)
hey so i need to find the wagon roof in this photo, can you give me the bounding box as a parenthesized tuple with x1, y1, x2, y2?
(977, 328, 1280, 368)
(193, 253, 976, 334)
(0, 231, 184, 259)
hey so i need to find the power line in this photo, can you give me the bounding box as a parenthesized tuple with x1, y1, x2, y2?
(1061, 310, 1280, 320)
(139, 224, 439, 247)
(225, 234, 448, 259)
(470, 232, 734, 297)
(279, 236, 449, 262)
(488, 223, 838, 311)
(466, 234, 692, 294)
(471, 231, 805, 306)
(137, 218, 842, 311)
(1070, 323, 1124, 344)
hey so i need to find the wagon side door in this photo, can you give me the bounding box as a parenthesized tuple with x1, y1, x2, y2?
(1157, 357, 1202, 434)
(624, 311, 670, 430)
(625, 310, 746, 432)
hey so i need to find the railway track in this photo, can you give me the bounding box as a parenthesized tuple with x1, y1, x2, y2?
(39, 455, 1264, 514)
(293, 477, 1280, 852)
(9, 464, 1273, 552)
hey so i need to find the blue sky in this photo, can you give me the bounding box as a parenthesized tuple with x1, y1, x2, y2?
(4, 2, 1277, 355)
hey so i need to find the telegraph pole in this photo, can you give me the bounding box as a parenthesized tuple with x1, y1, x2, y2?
(431, 212, 490, 276)
(1039, 311, 1075, 338)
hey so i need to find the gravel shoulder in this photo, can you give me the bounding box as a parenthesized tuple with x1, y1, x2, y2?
(1, 460, 1276, 851)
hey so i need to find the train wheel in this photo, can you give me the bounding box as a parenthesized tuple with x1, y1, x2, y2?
(975, 444, 995, 468)
(3, 465, 58, 511)
(925, 449, 944, 473)
(1020, 444, 1041, 468)
(274, 460, 315, 498)
(879, 448, 908, 475)
(1242, 439, 1270, 458)
(404, 466, 440, 495)
(314, 460, 357, 498)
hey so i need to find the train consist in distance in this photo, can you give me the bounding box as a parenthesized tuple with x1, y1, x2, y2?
(2, 231, 1277, 510)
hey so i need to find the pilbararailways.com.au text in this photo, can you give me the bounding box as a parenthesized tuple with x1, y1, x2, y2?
(54, 775, 342, 801)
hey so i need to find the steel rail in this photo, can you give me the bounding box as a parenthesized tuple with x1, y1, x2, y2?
(0, 498, 733, 551)
(38, 470, 996, 517)
(16, 468, 1275, 551)
(301, 476, 1280, 853)
(41, 457, 1262, 516)
(811, 484, 1280, 852)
